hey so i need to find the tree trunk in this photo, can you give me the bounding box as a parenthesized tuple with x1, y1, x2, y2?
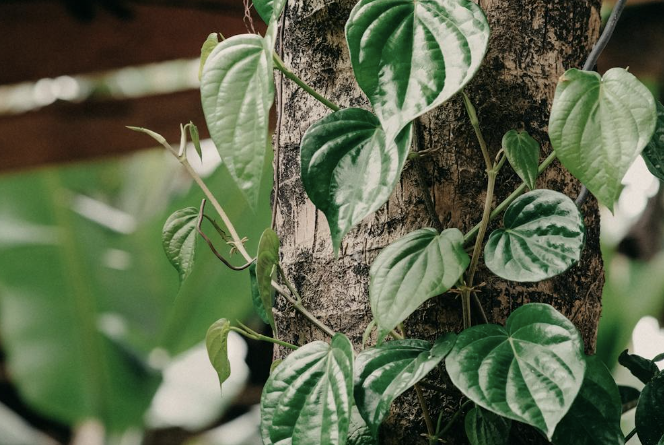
(273, 1, 604, 443)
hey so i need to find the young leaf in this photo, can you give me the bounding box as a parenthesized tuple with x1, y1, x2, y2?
(369, 228, 469, 337)
(254, 0, 286, 25)
(347, 406, 378, 445)
(346, 0, 490, 138)
(548, 68, 657, 211)
(354, 334, 457, 437)
(502, 130, 540, 190)
(201, 34, 274, 209)
(636, 373, 664, 445)
(300, 108, 412, 252)
(198, 32, 219, 81)
(465, 406, 511, 445)
(249, 263, 272, 326)
(162, 207, 199, 283)
(552, 356, 624, 445)
(205, 318, 232, 390)
(619, 349, 659, 385)
(261, 334, 355, 445)
(484, 189, 586, 282)
(446, 303, 586, 439)
(642, 101, 664, 181)
(256, 229, 279, 331)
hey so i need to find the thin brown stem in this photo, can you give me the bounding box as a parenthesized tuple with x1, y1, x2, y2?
(415, 384, 435, 439)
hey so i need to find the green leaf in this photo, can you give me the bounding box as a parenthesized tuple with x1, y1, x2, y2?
(465, 407, 511, 445)
(636, 373, 664, 445)
(201, 34, 274, 209)
(205, 319, 232, 390)
(249, 263, 271, 326)
(484, 189, 586, 282)
(198, 33, 219, 81)
(162, 207, 199, 283)
(502, 130, 540, 190)
(369, 228, 469, 336)
(261, 334, 355, 445)
(347, 406, 378, 445)
(187, 121, 203, 160)
(446, 303, 586, 439)
(354, 334, 456, 437)
(254, 0, 286, 25)
(659, 435, 664, 445)
(619, 349, 659, 385)
(256, 228, 278, 331)
(346, 0, 490, 137)
(619, 385, 641, 407)
(300, 108, 412, 252)
(548, 68, 657, 211)
(642, 101, 664, 181)
(552, 356, 624, 445)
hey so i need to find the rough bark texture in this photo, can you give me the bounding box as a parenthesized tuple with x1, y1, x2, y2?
(273, 1, 603, 443)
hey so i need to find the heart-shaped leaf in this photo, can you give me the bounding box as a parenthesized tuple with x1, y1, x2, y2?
(198, 33, 219, 81)
(642, 101, 664, 181)
(370, 228, 469, 337)
(347, 406, 377, 445)
(465, 406, 511, 445)
(636, 372, 664, 445)
(162, 207, 199, 283)
(446, 303, 586, 439)
(261, 334, 355, 445)
(201, 34, 274, 209)
(249, 263, 272, 326)
(300, 108, 412, 252)
(354, 334, 456, 437)
(256, 228, 279, 331)
(502, 130, 540, 190)
(205, 318, 232, 391)
(254, 0, 286, 25)
(548, 68, 657, 211)
(552, 356, 624, 445)
(484, 189, 586, 282)
(346, 0, 490, 137)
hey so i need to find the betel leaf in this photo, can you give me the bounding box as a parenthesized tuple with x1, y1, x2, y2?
(659, 435, 664, 445)
(502, 130, 540, 190)
(484, 189, 586, 282)
(347, 406, 377, 445)
(552, 356, 624, 445)
(548, 68, 657, 211)
(642, 101, 664, 181)
(205, 318, 232, 390)
(619, 349, 659, 385)
(162, 207, 199, 283)
(346, 0, 490, 138)
(261, 334, 354, 445)
(369, 228, 469, 337)
(636, 373, 664, 445)
(256, 229, 279, 331)
(354, 334, 456, 437)
(198, 33, 219, 81)
(254, 0, 286, 25)
(249, 263, 271, 326)
(465, 406, 511, 445)
(619, 385, 641, 408)
(446, 303, 586, 439)
(201, 34, 274, 209)
(300, 108, 412, 252)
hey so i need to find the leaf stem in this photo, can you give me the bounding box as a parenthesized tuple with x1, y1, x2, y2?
(278, 264, 302, 304)
(432, 400, 473, 441)
(462, 92, 492, 172)
(415, 384, 435, 439)
(273, 53, 341, 112)
(231, 325, 298, 350)
(272, 280, 336, 337)
(413, 119, 444, 232)
(625, 428, 637, 442)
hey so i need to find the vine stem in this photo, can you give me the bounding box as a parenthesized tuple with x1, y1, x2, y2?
(272, 280, 336, 337)
(625, 428, 637, 442)
(432, 400, 473, 441)
(231, 325, 299, 350)
(273, 53, 341, 112)
(416, 384, 435, 439)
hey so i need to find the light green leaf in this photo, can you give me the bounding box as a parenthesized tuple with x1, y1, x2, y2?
(642, 101, 664, 181)
(445, 303, 586, 439)
(261, 334, 355, 445)
(502, 130, 540, 190)
(256, 228, 278, 331)
(636, 373, 664, 445)
(162, 207, 199, 283)
(201, 34, 274, 209)
(548, 68, 657, 211)
(300, 108, 412, 252)
(198, 33, 219, 81)
(354, 334, 456, 437)
(249, 263, 271, 326)
(552, 356, 624, 445)
(346, 0, 490, 137)
(347, 406, 377, 445)
(370, 228, 469, 336)
(484, 189, 586, 282)
(187, 121, 203, 160)
(205, 318, 232, 390)
(465, 407, 511, 445)
(254, 0, 286, 25)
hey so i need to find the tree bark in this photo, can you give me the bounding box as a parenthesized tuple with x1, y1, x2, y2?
(273, 1, 604, 443)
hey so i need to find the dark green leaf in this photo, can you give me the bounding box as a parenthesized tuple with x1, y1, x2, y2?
(201, 34, 274, 209)
(369, 228, 469, 337)
(654, 352, 664, 363)
(659, 435, 664, 445)
(465, 407, 511, 445)
(256, 229, 278, 331)
(636, 373, 664, 445)
(484, 189, 586, 282)
(300, 108, 412, 252)
(619, 385, 641, 408)
(346, 0, 490, 137)
(249, 263, 271, 326)
(446, 303, 586, 439)
(552, 356, 624, 445)
(619, 350, 659, 385)
(205, 318, 232, 391)
(162, 207, 199, 283)
(347, 406, 377, 445)
(261, 334, 354, 445)
(548, 68, 657, 211)
(642, 101, 664, 181)
(354, 334, 456, 437)
(198, 32, 219, 81)
(254, 0, 286, 25)
(502, 130, 540, 190)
